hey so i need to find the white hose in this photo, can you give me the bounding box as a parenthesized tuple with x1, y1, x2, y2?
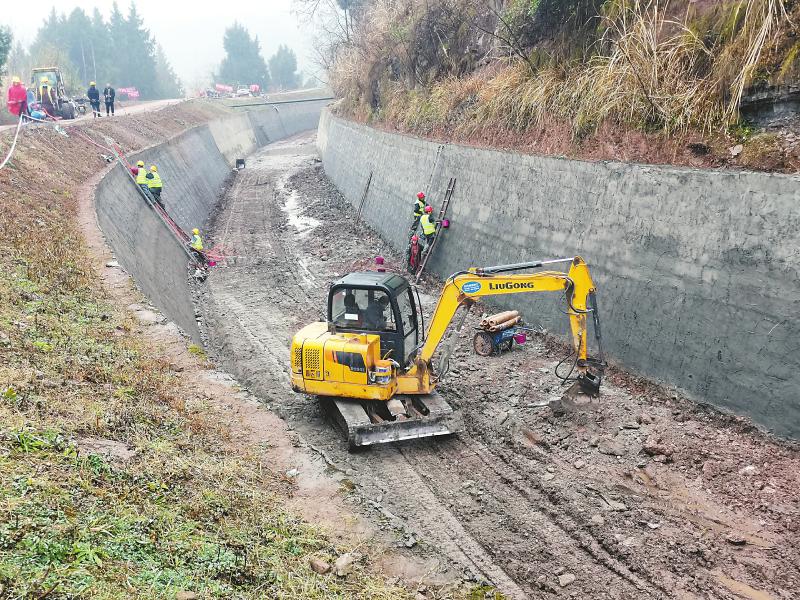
(0, 113, 24, 171)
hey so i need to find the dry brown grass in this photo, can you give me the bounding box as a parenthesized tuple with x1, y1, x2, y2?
(333, 0, 792, 138)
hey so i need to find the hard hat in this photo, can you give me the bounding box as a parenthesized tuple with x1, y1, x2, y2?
(150, 165, 158, 172)
(40, 77, 49, 83)
(411, 235, 419, 242)
(136, 160, 145, 167)
(417, 192, 425, 199)
(192, 228, 200, 235)
(11, 76, 20, 84)
(424, 205, 433, 213)
(90, 81, 96, 86)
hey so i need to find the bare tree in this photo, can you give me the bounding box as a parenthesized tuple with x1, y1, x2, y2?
(294, 0, 361, 75)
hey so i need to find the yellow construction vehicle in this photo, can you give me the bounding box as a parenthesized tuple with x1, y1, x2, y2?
(291, 257, 605, 449)
(30, 67, 75, 119)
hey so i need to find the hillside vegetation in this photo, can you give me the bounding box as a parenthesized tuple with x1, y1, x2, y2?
(0, 103, 409, 599)
(321, 0, 800, 166)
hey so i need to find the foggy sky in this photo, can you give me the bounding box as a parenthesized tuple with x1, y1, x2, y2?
(4, 0, 314, 88)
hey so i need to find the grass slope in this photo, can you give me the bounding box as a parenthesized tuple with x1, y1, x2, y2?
(0, 104, 409, 599)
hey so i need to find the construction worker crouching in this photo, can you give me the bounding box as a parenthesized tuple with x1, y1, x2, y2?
(190, 228, 204, 255)
(189, 228, 208, 279)
(146, 165, 163, 208)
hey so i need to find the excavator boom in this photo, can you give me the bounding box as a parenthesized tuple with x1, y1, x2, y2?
(398, 257, 603, 395)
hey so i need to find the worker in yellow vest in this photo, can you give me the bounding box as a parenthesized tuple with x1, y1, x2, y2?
(189, 228, 208, 280)
(420, 204, 437, 249)
(190, 228, 203, 252)
(411, 191, 427, 234)
(146, 165, 163, 208)
(38, 77, 56, 112)
(134, 160, 153, 201)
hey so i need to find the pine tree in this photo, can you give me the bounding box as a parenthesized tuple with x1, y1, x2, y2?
(0, 26, 12, 85)
(154, 44, 183, 98)
(36, 9, 64, 47)
(90, 8, 117, 87)
(218, 23, 270, 89)
(107, 2, 130, 87)
(19, 2, 180, 99)
(116, 3, 157, 97)
(268, 45, 300, 91)
(64, 8, 93, 84)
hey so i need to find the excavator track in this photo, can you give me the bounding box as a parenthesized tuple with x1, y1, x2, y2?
(327, 393, 462, 450)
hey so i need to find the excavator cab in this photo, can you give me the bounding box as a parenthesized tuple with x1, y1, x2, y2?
(328, 272, 420, 366)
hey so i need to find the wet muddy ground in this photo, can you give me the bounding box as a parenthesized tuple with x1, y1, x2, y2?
(198, 132, 799, 599)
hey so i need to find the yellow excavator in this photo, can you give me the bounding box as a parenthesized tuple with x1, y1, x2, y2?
(291, 257, 605, 449)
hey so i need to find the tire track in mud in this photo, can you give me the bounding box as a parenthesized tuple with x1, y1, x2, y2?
(393, 420, 667, 598)
(203, 157, 312, 395)
(217, 170, 275, 258)
(199, 135, 688, 598)
(442, 437, 664, 596)
(369, 445, 529, 598)
(455, 407, 671, 595)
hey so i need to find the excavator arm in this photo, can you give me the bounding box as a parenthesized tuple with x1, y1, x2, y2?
(400, 256, 604, 393)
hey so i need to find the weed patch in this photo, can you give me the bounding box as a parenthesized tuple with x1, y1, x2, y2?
(331, 0, 794, 145)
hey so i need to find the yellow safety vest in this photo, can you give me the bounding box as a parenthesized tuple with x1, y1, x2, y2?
(136, 167, 149, 185)
(413, 199, 425, 217)
(147, 172, 162, 189)
(191, 234, 203, 251)
(420, 213, 436, 235)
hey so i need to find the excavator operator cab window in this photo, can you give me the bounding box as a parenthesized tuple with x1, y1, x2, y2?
(328, 274, 421, 366)
(395, 287, 418, 357)
(331, 289, 396, 332)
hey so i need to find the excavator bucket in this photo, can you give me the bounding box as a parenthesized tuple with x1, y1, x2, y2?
(328, 393, 462, 450)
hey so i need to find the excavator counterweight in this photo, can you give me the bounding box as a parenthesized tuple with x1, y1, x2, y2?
(290, 257, 605, 449)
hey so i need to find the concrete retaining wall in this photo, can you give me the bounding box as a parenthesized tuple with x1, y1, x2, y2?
(95, 100, 330, 342)
(95, 164, 201, 341)
(130, 126, 232, 234)
(318, 110, 800, 438)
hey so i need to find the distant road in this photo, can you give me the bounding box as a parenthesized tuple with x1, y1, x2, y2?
(0, 98, 184, 133)
(221, 87, 333, 108)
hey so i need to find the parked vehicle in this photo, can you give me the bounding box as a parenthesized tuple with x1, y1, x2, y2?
(30, 66, 76, 119)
